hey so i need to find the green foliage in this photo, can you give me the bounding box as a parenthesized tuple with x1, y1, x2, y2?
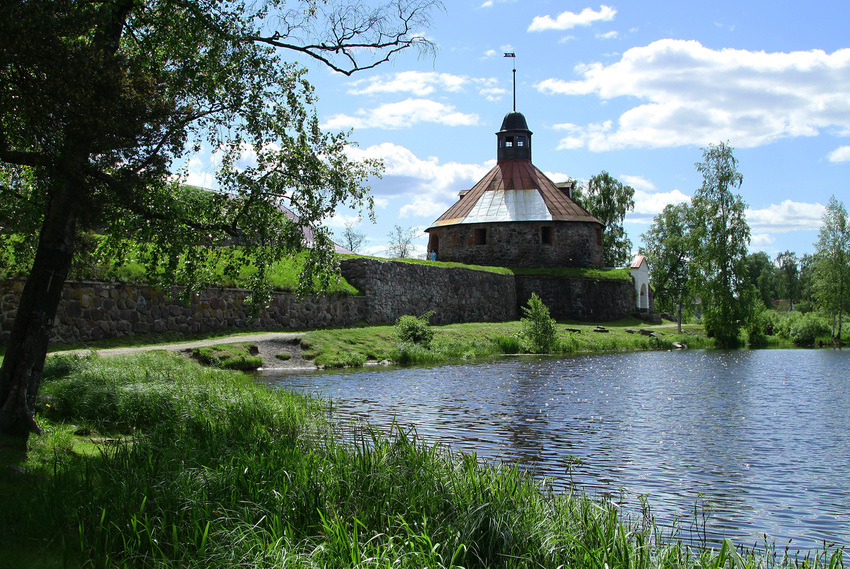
(520, 294, 558, 353)
(493, 334, 523, 353)
(1, 0, 440, 435)
(790, 313, 831, 346)
(395, 311, 436, 348)
(512, 266, 632, 280)
(688, 142, 751, 348)
(744, 251, 779, 309)
(744, 306, 768, 348)
(641, 202, 690, 314)
(812, 196, 850, 339)
(340, 253, 515, 275)
(191, 343, 263, 370)
(574, 171, 636, 267)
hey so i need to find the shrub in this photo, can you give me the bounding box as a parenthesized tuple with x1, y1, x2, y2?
(493, 334, 523, 354)
(790, 313, 831, 346)
(395, 311, 435, 348)
(520, 294, 557, 354)
(746, 310, 768, 348)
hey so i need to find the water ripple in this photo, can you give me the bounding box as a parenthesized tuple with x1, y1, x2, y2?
(260, 349, 850, 552)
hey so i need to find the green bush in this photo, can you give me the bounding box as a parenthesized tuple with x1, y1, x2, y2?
(493, 334, 523, 354)
(790, 313, 831, 346)
(395, 311, 435, 348)
(520, 293, 557, 354)
(745, 310, 768, 348)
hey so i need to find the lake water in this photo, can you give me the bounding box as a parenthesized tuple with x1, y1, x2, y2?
(260, 349, 850, 552)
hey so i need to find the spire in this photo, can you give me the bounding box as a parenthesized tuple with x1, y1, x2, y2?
(497, 53, 531, 162)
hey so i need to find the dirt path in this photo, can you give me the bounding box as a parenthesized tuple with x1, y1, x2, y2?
(53, 332, 317, 371)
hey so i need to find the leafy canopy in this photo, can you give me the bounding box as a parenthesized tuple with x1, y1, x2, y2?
(688, 142, 752, 347)
(0, 0, 440, 299)
(574, 171, 635, 267)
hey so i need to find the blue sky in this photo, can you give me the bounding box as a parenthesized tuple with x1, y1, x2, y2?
(187, 1, 850, 261)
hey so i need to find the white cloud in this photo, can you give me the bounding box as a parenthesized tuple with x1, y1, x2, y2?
(538, 40, 850, 151)
(619, 174, 657, 192)
(827, 145, 850, 162)
(184, 155, 215, 189)
(529, 5, 616, 32)
(322, 99, 480, 130)
(480, 0, 515, 8)
(346, 143, 492, 219)
(746, 200, 825, 233)
(596, 30, 619, 40)
(347, 71, 471, 96)
(631, 189, 691, 220)
(750, 233, 776, 248)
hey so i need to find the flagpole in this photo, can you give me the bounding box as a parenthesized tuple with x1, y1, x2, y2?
(504, 52, 516, 111)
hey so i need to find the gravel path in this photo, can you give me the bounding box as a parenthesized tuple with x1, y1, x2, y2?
(53, 331, 316, 370)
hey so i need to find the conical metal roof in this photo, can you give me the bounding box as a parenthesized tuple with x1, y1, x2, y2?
(428, 160, 601, 227)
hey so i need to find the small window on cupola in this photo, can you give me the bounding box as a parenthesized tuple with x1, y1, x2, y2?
(517, 136, 525, 147)
(504, 136, 514, 147)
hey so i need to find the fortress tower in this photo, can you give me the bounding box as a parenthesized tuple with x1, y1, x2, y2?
(425, 111, 604, 268)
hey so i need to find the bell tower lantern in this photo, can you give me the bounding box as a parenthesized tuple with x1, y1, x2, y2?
(496, 111, 532, 163)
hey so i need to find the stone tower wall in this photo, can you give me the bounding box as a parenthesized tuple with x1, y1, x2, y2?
(427, 221, 603, 269)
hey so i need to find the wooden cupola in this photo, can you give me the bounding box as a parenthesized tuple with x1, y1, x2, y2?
(496, 111, 532, 163)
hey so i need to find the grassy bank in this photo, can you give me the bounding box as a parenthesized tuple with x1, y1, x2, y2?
(1, 352, 842, 568)
(302, 318, 714, 368)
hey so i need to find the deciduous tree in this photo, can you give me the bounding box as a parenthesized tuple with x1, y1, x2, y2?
(640, 202, 690, 332)
(339, 221, 367, 254)
(775, 250, 799, 306)
(574, 171, 635, 267)
(386, 225, 418, 259)
(812, 195, 850, 340)
(744, 251, 778, 309)
(688, 142, 751, 347)
(0, 0, 439, 437)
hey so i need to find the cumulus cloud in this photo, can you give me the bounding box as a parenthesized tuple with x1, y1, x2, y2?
(345, 143, 492, 219)
(347, 71, 472, 96)
(596, 30, 619, 40)
(629, 189, 691, 223)
(538, 40, 850, 151)
(346, 71, 502, 100)
(322, 98, 480, 130)
(750, 233, 776, 248)
(746, 200, 825, 233)
(619, 174, 657, 192)
(528, 5, 616, 32)
(827, 145, 850, 162)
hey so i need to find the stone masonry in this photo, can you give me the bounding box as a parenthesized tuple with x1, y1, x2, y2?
(1, 259, 637, 346)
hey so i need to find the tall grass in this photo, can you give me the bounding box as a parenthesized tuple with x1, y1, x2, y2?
(1, 352, 844, 568)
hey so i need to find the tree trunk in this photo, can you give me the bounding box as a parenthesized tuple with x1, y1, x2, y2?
(0, 178, 77, 438)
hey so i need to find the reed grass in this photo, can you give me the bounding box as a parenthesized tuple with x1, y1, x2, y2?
(1, 352, 843, 568)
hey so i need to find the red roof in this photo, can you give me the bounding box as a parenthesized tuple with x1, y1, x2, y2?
(429, 160, 601, 227)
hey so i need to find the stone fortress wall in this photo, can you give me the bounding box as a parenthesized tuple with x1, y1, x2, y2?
(1, 258, 636, 345)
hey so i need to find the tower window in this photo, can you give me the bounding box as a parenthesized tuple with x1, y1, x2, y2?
(474, 228, 487, 245)
(541, 226, 553, 245)
(517, 136, 525, 147)
(504, 136, 513, 147)
(596, 227, 602, 246)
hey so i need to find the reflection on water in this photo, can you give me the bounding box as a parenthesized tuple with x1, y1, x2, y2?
(259, 349, 850, 552)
